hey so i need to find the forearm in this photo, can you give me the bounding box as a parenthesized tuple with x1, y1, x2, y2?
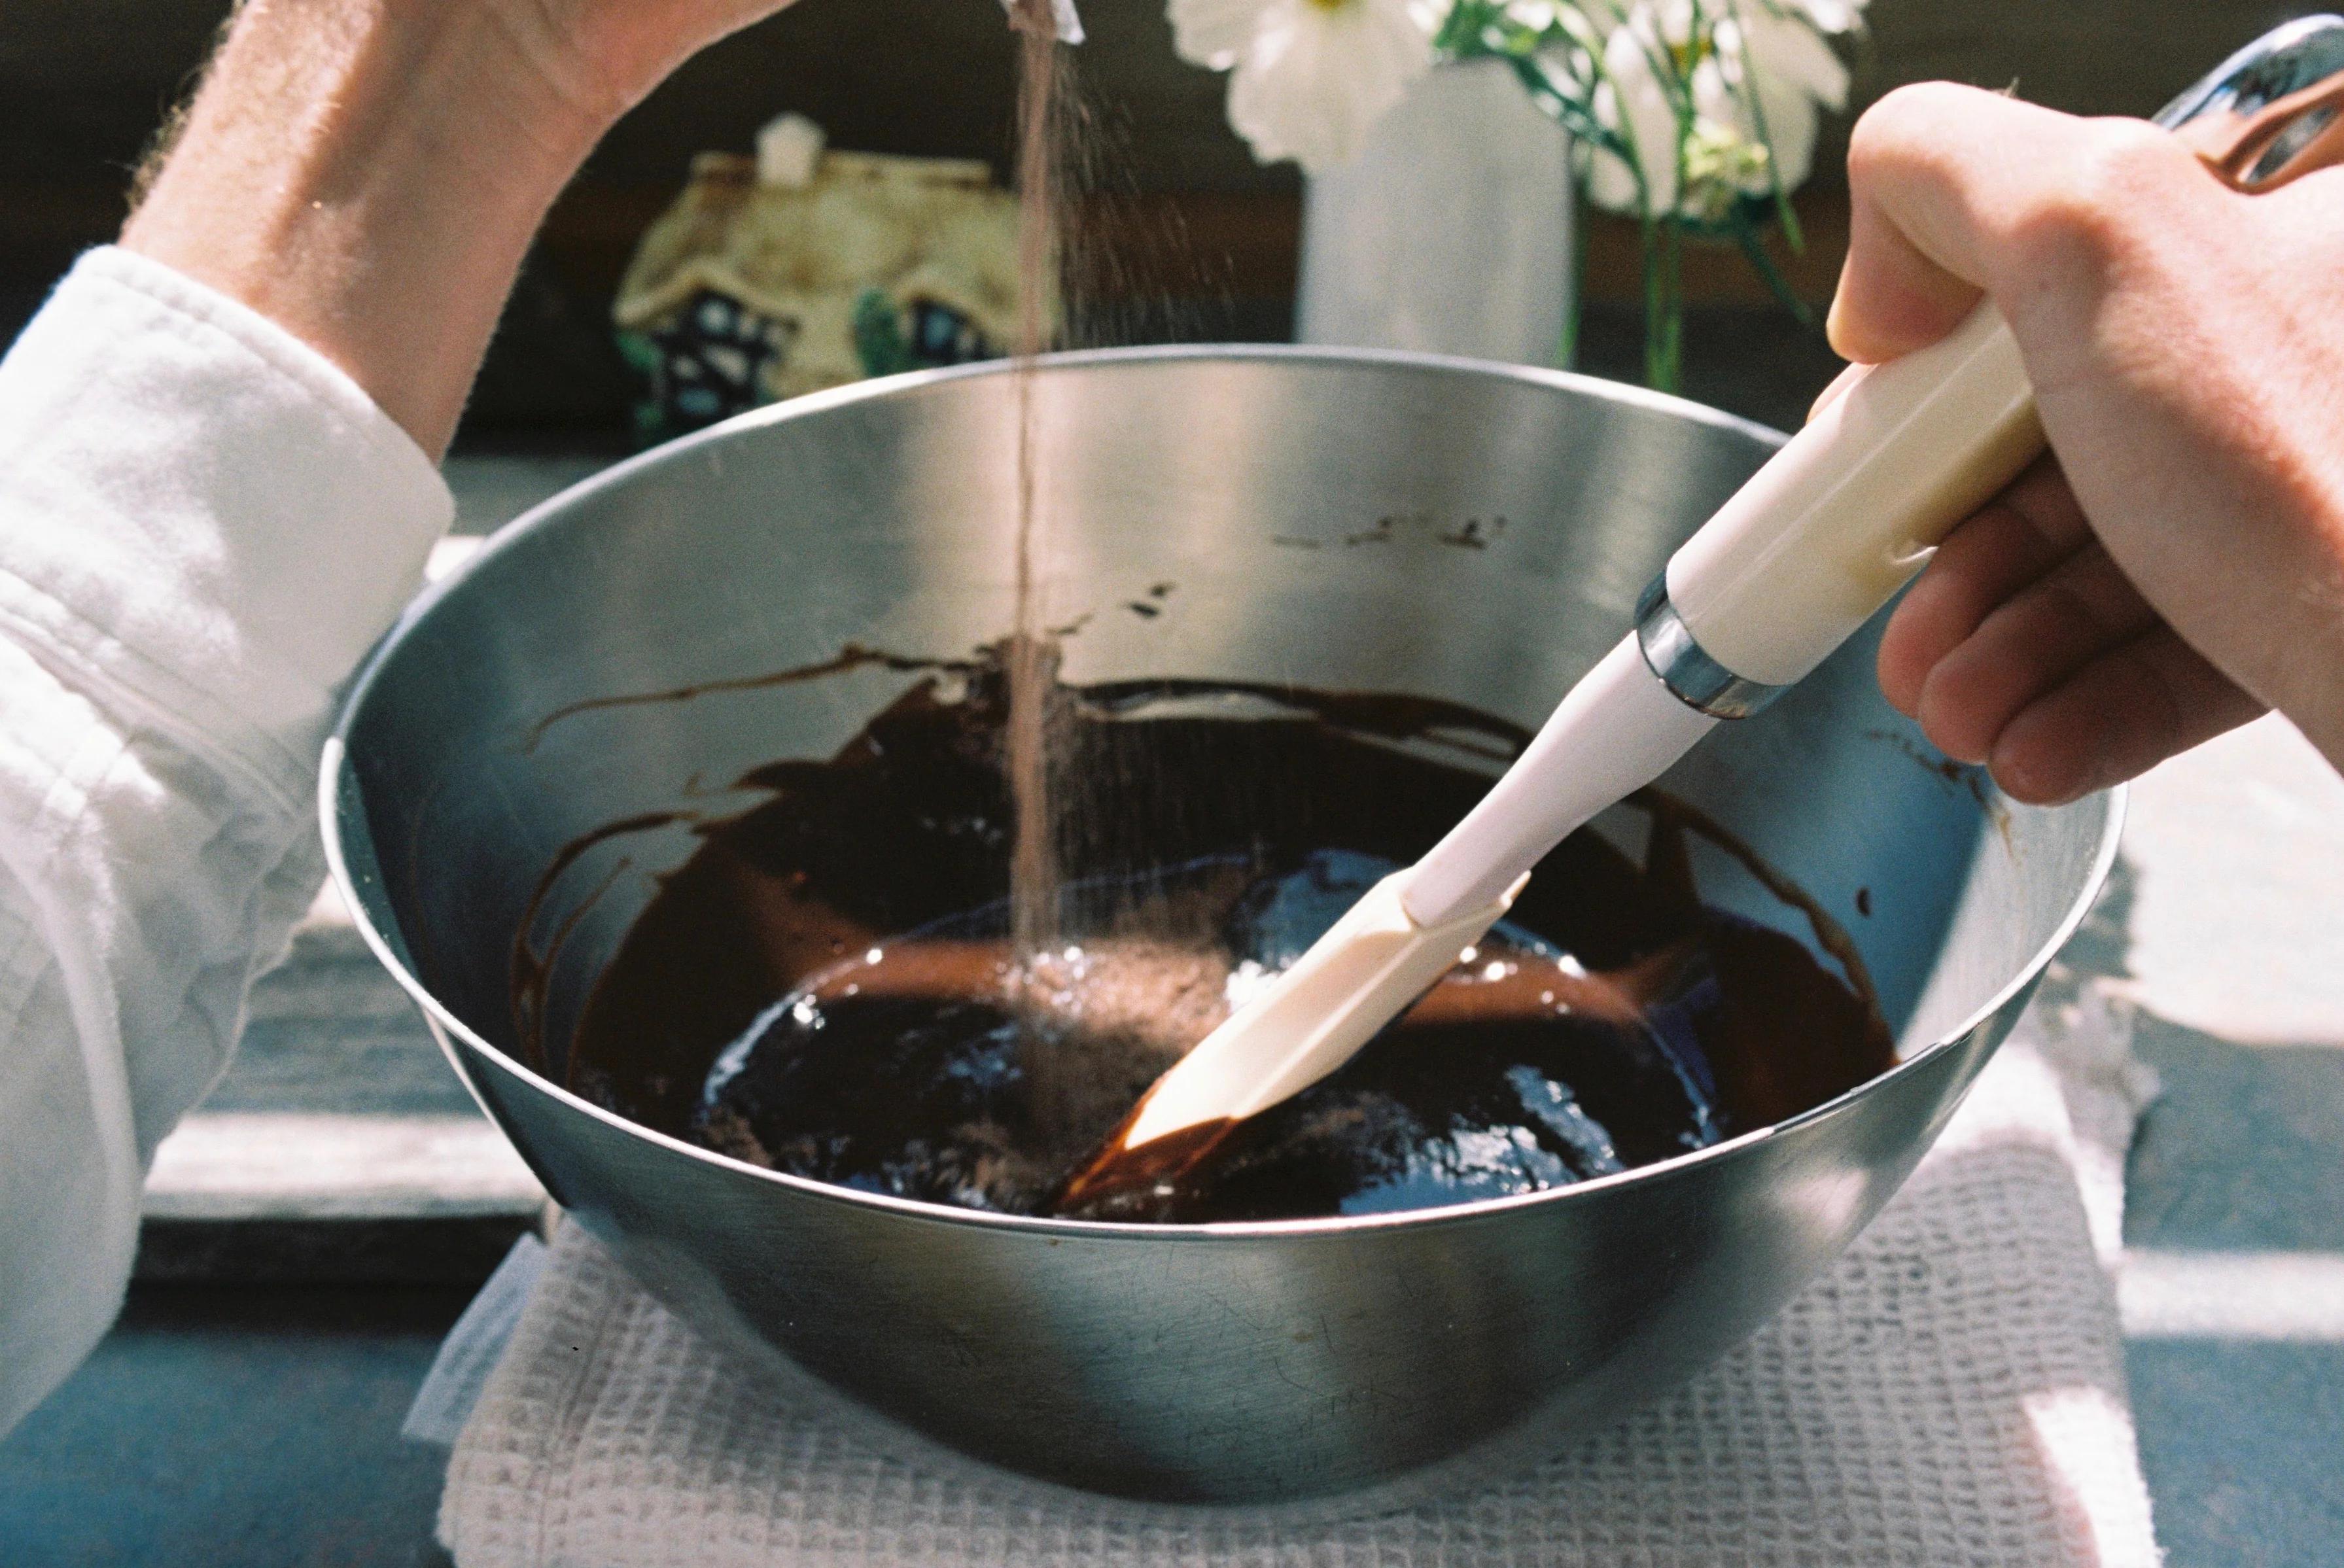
(121, 1, 613, 458)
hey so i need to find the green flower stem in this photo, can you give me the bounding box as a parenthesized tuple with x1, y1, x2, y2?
(1722, 0, 1806, 251)
(1644, 215, 1685, 393)
(1730, 214, 1819, 329)
(1564, 173, 1589, 368)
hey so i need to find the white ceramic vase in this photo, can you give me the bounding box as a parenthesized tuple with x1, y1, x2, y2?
(1297, 60, 1575, 366)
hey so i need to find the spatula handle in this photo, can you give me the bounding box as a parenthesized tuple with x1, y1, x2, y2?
(1644, 302, 2045, 706)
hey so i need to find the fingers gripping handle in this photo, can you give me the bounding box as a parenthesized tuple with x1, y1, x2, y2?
(1654, 302, 2045, 697)
(1650, 9, 2344, 708)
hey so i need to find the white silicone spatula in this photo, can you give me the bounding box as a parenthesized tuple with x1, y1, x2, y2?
(1053, 16, 2344, 1219)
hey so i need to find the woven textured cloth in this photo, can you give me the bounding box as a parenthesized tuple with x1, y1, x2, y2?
(438, 987, 2161, 1567)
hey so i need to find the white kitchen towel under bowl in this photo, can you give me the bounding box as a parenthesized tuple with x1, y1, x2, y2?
(430, 981, 2161, 1567)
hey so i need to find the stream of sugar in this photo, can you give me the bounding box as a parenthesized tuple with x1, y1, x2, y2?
(1006, 0, 1071, 964)
(1004, 0, 1085, 1139)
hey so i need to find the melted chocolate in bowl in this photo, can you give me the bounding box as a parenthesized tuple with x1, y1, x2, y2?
(538, 653, 1895, 1225)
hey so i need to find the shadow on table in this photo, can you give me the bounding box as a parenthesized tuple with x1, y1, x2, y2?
(2071, 854, 2344, 1567)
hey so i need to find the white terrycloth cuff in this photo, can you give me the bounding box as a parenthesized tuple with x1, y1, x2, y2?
(0, 246, 453, 807)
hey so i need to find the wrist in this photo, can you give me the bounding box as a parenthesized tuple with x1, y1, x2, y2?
(121, 3, 614, 455)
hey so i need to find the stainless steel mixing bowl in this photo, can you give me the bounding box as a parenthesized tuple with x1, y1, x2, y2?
(322, 347, 2120, 1509)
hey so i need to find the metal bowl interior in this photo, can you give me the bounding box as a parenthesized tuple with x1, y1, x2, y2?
(324, 347, 2120, 1510)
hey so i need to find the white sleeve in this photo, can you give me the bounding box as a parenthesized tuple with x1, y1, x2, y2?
(0, 247, 453, 1432)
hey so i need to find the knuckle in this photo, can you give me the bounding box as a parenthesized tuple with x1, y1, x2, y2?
(2035, 573, 2121, 648)
(1872, 80, 1974, 124)
(1847, 83, 1968, 178)
(2004, 122, 2184, 279)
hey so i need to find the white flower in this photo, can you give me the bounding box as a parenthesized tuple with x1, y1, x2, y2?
(1581, 0, 1863, 220)
(1787, 0, 1864, 33)
(1170, 0, 1439, 175)
(1725, 2, 1855, 186)
(1583, 9, 1682, 215)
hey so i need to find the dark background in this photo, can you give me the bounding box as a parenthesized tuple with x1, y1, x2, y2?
(0, 0, 2310, 445)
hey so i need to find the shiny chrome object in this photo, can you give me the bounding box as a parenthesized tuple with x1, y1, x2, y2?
(324, 349, 2120, 1508)
(2156, 13, 2344, 181)
(1634, 578, 1780, 718)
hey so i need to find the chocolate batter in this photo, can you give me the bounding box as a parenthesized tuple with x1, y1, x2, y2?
(537, 650, 1895, 1224)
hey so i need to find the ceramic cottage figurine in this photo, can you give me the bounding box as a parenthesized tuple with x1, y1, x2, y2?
(613, 114, 1030, 440)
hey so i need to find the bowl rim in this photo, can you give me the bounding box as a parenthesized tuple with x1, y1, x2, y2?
(321, 343, 2129, 1244)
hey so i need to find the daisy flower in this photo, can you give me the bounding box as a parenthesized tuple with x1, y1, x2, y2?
(1170, 0, 1442, 173)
